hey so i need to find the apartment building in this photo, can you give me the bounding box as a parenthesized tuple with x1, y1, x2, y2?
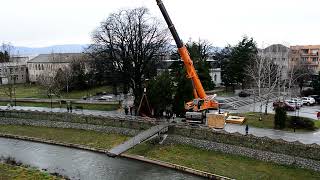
(290, 45, 320, 73)
(261, 44, 290, 80)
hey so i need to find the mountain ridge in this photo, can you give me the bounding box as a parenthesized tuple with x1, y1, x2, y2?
(12, 44, 89, 56)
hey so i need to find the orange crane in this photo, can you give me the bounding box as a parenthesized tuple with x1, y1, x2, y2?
(156, 0, 219, 121)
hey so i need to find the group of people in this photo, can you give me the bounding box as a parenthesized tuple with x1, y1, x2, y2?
(124, 106, 134, 115)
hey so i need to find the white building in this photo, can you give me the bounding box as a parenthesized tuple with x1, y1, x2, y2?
(27, 53, 86, 82)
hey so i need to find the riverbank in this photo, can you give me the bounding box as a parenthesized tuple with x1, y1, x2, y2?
(0, 125, 319, 179)
(0, 162, 62, 179)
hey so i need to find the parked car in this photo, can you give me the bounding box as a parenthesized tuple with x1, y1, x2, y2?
(285, 100, 301, 109)
(97, 95, 113, 101)
(273, 101, 296, 111)
(290, 98, 303, 108)
(301, 97, 316, 106)
(238, 91, 251, 97)
(309, 95, 320, 104)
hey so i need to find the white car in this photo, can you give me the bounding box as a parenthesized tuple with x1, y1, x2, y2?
(291, 98, 303, 107)
(98, 95, 113, 101)
(301, 97, 315, 105)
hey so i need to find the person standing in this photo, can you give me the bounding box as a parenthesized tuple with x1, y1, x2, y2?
(317, 111, 320, 120)
(245, 124, 249, 135)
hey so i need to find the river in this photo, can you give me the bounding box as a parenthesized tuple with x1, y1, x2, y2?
(0, 137, 203, 180)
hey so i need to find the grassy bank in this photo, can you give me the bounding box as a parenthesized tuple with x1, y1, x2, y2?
(0, 125, 319, 179)
(0, 84, 113, 99)
(0, 101, 120, 111)
(128, 143, 320, 180)
(0, 125, 129, 150)
(233, 112, 320, 131)
(0, 163, 61, 180)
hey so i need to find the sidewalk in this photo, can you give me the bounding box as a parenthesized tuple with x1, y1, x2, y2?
(225, 123, 320, 145)
(0, 105, 125, 118)
(0, 97, 120, 105)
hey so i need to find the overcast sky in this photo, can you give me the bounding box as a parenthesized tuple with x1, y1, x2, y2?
(1, 0, 319, 48)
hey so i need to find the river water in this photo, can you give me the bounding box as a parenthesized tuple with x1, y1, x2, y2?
(0, 137, 203, 180)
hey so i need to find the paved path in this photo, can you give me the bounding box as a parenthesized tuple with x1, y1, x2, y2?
(225, 123, 320, 145)
(108, 124, 169, 156)
(0, 105, 129, 119)
(0, 97, 120, 105)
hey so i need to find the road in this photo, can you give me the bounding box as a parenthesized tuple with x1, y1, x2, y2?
(226, 101, 320, 120)
(225, 123, 320, 145)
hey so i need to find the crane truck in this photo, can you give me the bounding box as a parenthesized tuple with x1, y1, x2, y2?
(156, 0, 219, 123)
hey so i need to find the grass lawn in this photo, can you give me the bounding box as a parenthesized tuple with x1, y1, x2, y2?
(0, 163, 60, 180)
(232, 112, 320, 131)
(128, 143, 320, 180)
(0, 125, 129, 150)
(0, 101, 120, 111)
(0, 84, 113, 99)
(0, 125, 319, 179)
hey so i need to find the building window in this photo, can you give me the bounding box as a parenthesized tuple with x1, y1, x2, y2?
(312, 57, 317, 62)
(302, 57, 308, 62)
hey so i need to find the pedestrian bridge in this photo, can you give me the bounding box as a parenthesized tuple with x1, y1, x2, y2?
(108, 124, 169, 157)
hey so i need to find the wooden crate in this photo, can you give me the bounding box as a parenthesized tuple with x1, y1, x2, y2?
(206, 113, 225, 129)
(226, 116, 246, 124)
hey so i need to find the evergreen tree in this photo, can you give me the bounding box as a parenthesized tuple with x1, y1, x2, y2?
(274, 107, 287, 129)
(170, 61, 193, 116)
(185, 40, 215, 91)
(147, 71, 174, 116)
(220, 36, 258, 90)
(311, 71, 320, 95)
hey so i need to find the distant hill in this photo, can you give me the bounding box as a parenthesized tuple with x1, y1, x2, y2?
(12, 44, 89, 55)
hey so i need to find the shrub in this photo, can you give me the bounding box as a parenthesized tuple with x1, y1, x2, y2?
(288, 116, 316, 130)
(274, 107, 287, 129)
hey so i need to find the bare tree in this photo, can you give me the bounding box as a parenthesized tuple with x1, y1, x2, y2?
(89, 7, 170, 106)
(247, 46, 285, 114)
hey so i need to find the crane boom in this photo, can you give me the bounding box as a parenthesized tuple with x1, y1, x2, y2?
(156, 0, 206, 99)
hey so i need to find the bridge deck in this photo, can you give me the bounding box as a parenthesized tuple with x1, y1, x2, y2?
(108, 124, 169, 157)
